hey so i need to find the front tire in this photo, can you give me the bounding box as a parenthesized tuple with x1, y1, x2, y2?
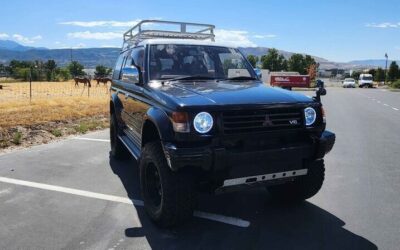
(267, 160, 325, 203)
(140, 141, 195, 227)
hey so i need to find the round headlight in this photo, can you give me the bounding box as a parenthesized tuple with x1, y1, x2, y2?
(304, 107, 316, 126)
(193, 112, 213, 134)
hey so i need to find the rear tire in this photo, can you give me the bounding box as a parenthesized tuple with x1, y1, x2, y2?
(140, 141, 195, 228)
(110, 113, 128, 160)
(267, 160, 325, 203)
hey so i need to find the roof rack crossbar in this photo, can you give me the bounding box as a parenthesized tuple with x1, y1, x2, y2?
(122, 20, 215, 50)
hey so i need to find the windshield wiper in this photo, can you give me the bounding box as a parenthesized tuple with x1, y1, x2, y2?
(166, 75, 217, 82)
(225, 76, 257, 81)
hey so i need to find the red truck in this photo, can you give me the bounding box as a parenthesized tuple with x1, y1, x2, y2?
(270, 75, 311, 90)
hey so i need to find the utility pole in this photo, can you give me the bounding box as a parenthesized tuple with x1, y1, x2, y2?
(384, 53, 388, 85)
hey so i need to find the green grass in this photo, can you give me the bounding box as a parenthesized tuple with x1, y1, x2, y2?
(51, 129, 62, 137)
(13, 132, 22, 145)
(74, 119, 106, 134)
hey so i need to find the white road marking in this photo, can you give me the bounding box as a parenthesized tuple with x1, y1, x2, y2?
(383, 104, 389, 106)
(73, 137, 110, 142)
(393, 107, 399, 111)
(377, 101, 381, 103)
(0, 176, 250, 228)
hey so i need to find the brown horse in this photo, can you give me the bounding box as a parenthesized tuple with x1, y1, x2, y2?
(74, 77, 91, 87)
(94, 77, 112, 86)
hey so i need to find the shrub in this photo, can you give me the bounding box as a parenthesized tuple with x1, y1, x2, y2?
(391, 80, 400, 89)
(51, 129, 62, 137)
(13, 132, 22, 145)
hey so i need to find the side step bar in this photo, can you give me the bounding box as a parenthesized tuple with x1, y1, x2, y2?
(118, 135, 141, 160)
(222, 169, 308, 187)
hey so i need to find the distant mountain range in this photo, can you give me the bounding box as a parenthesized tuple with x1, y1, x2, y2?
(0, 40, 397, 70)
(0, 40, 48, 51)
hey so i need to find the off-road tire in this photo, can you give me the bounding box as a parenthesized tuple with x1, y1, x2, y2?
(110, 113, 128, 160)
(140, 141, 195, 228)
(267, 160, 325, 203)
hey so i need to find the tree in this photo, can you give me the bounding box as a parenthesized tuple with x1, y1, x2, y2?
(246, 55, 258, 68)
(351, 70, 361, 80)
(55, 67, 71, 81)
(388, 61, 399, 82)
(368, 68, 376, 79)
(374, 68, 385, 82)
(307, 64, 318, 81)
(0, 64, 5, 76)
(288, 54, 306, 74)
(67, 61, 84, 77)
(260, 48, 287, 71)
(287, 54, 317, 75)
(94, 65, 112, 77)
(45, 60, 57, 81)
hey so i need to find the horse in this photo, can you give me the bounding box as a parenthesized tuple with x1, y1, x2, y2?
(94, 76, 112, 86)
(74, 77, 91, 87)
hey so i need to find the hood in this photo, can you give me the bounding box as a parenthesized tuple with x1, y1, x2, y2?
(152, 80, 313, 108)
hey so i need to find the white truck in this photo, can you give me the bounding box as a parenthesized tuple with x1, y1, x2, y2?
(359, 74, 373, 88)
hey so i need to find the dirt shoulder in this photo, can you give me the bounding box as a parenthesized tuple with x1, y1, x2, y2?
(0, 115, 109, 152)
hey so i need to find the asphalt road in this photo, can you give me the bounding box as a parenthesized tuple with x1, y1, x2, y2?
(1, 87, 399, 250)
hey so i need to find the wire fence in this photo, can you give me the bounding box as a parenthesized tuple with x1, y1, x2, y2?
(0, 80, 110, 102)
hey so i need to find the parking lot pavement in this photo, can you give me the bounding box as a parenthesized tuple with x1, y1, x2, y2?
(2, 87, 400, 249)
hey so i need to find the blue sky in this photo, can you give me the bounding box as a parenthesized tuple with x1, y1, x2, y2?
(0, 0, 399, 62)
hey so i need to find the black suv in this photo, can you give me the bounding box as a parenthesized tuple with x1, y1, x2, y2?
(109, 20, 335, 227)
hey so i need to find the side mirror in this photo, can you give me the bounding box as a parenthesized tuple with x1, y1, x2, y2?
(254, 68, 262, 79)
(314, 79, 326, 102)
(121, 66, 140, 84)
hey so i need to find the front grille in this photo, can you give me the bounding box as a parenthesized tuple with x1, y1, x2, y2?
(222, 107, 303, 134)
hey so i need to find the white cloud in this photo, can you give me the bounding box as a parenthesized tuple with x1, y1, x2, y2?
(60, 20, 141, 27)
(366, 22, 399, 28)
(214, 29, 257, 47)
(12, 34, 42, 44)
(0, 33, 9, 39)
(67, 31, 122, 40)
(253, 34, 277, 39)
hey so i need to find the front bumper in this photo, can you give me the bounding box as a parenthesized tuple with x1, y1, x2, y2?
(163, 130, 336, 173)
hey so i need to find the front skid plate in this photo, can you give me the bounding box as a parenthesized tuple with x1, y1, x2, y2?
(222, 169, 308, 187)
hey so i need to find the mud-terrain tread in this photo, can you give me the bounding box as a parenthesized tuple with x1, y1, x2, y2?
(140, 141, 195, 227)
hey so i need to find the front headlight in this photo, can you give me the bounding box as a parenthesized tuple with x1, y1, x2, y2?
(193, 112, 213, 133)
(304, 107, 316, 126)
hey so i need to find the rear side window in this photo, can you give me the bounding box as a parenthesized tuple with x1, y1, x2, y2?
(131, 47, 145, 70)
(112, 54, 126, 80)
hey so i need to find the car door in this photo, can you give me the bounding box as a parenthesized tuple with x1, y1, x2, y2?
(111, 51, 129, 130)
(120, 46, 149, 148)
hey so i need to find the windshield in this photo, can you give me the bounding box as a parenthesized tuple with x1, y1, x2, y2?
(148, 44, 255, 81)
(344, 78, 355, 82)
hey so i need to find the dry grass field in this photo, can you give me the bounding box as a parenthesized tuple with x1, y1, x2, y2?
(0, 80, 109, 127)
(0, 80, 110, 149)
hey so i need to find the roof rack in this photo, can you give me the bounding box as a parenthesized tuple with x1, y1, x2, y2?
(122, 20, 215, 50)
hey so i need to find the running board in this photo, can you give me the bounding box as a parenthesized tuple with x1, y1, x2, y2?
(118, 135, 141, 160)
(222, 169, 308, 187)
